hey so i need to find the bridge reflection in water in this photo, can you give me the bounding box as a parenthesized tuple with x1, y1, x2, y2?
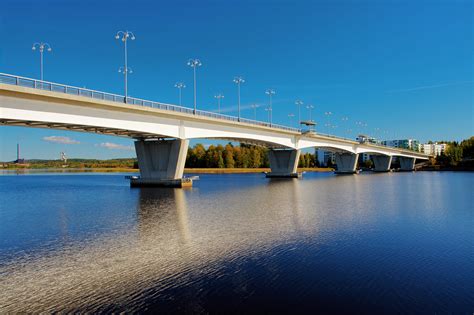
(0, 175, 370, 312)
(0, 172, 471, 313)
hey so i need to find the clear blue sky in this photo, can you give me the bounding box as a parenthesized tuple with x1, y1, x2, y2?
(1, 0, 473, 161)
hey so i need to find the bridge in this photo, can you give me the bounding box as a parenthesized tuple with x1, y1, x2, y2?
(0, 73, 430, 187)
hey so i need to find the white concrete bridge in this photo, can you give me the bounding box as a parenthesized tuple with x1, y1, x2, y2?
(0, 73, 430, 186)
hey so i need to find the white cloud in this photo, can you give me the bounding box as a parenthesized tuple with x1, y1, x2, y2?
(386, 81, 473, 93)
(43, 136, 80, 144)
(96, 142, 134, 151)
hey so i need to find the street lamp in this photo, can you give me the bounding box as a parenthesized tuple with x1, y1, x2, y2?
(288, 113, 295, 127)
(306, 105, 315, 121)
(346, 129, 353, 138)
(265, 89, 275, 126)
(264, 107, 272, 124)
(174, 82, 186, 106)
(32, 42, 52, 81)
(251, 104, 259, 120)
(115, 30, 135, 103)
(187, 58, 202, 114)
(214, 93, 224, 113)
(324, 111, 332, 133)
(295, 100, 303, 125)
(233, 76, 245, 121)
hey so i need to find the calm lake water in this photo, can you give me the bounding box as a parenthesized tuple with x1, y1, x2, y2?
(0, 171, 473, 313)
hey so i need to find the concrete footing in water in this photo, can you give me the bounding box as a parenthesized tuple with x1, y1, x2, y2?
(265, 172, 302, 178)
(130, 177, 193, 188)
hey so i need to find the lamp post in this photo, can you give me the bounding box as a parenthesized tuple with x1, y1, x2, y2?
(265, 107, 272, 124)
(115, 31, 135, 103)
(174, 82, 186, 106)
(306, 105, 315, 121)
(295, 100, 303, 125)
(324, 111, 332, 133)
(265, 89, 275, 126)
(214, 93, 224, 113)
(374, 127, 380, 141)
(32, 42, 52, 81)
(187, 59, 202, 114)
(346, 128, 353, 138)
(233, 76, 245, 121)
(251, 104, 259, 120)
(288, 113, 295, 127)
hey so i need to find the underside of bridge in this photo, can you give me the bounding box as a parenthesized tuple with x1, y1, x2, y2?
(0, 119, 162, 139)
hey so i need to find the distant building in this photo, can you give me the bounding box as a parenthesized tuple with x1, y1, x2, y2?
(421, 143, 447, 156)
(359, 153, 371, 163)
(316, 149, 335, 167)
(356, 134, 379, 144)
(382, 139, 420, 151)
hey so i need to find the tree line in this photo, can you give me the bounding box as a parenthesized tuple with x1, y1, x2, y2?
(434, 136, 474, 167)
(186, 143, 320, 168)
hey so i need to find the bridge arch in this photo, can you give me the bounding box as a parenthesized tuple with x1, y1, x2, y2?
(356, 147, 393, 156)
(297, 138, 356, 154)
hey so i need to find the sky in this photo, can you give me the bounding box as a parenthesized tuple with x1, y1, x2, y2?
(0, 0, 473, 161)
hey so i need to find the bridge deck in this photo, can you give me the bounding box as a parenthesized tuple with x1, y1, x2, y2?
(0, 72, 430, 159)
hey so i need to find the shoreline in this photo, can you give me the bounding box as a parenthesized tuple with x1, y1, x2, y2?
(0, 167, 335, 174)
(2, 167, 471, 174)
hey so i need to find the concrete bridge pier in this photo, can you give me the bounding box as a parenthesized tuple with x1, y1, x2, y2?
(399, 157, 416, 171)
(372, 155, 392, 172)
(266, 149, 301, 178)
(334, 153, 359, 174)
(131, 139, 192, 187)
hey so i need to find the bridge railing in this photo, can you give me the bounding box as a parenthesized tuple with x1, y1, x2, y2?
(0, 73, 300, 133)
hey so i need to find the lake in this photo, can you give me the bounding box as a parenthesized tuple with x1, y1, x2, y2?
(0, 171, 473, 313)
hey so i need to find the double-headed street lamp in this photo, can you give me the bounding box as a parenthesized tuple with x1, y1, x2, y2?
(324, 111, 332, 133)
(307, 105, 315, 121)
(251, 104, 259, 120)
(214, 93, 224, 113)
(32, 42, 52, 81)
(295, 100, 303, 125)
(115, 31, 135, 103)
(187, 58, 202, 114)
(174, 82, 186, 106)
(265, 106, 272, 124)
(288, 113, 295, 127)
(265, 89, 275, 126)
(233, 76, 245, 121)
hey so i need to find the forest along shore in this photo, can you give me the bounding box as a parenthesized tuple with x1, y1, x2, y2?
(0, 167, 334, 174)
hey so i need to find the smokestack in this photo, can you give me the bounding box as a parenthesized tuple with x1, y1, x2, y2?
(17, 143, 20, 162)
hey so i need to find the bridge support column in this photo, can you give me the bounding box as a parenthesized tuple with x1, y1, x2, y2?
(372, 155, 392, 172)
(399, 157, 416, 171)
(266, 149, 301, 178)
(334, 153, 359, 174)
(131, 139, 192, 188)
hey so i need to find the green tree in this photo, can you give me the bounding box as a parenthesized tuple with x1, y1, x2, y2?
(217, 152, 225, 168)
(224, 144, 235, 168)
(250, 149, 261, 168)
(364, 159, 373, 169)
